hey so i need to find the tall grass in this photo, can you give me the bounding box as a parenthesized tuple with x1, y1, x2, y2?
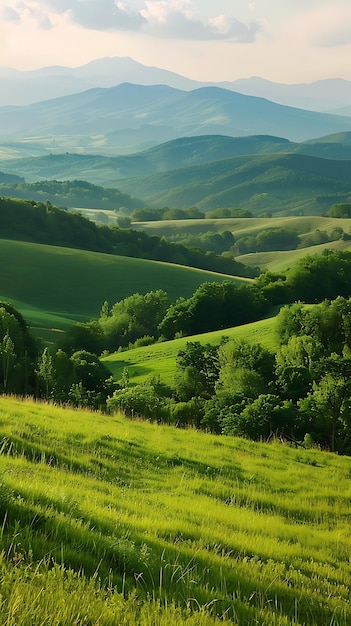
(0, 397, 350, 625)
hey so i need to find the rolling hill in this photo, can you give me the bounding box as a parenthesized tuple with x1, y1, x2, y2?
(0, 239, 250, 341)
(103, 315, 278, 387)
(0, 395, 350, 625)
(1, 83, 351, 156)
(116, 152, 351, 215)
(2, 134, 351, 216)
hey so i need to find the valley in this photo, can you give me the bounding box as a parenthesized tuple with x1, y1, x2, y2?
(1, 56, 351, 625)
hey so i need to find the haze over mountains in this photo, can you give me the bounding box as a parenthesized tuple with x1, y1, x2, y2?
(1, 57, 351, 114)
(2, 82, 351, 156)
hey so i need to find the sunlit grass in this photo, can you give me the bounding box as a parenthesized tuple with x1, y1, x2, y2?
(0, 396, 350, 624)
(103, 315, 278, 385)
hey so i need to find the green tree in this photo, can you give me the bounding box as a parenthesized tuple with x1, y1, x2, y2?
(36, 347, 55, 399)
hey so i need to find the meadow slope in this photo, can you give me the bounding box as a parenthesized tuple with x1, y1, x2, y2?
(0, 396, 350, 625)
(0, 239, 250, 341)
(103, 315, 278, 386)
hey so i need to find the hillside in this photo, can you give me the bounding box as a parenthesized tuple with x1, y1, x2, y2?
(0, 239, 249, 340)
(0, 395, 350, 625)
(103, 315, 278, 387)
(117, 152, 351, 215)
(1, 84, 351, 156)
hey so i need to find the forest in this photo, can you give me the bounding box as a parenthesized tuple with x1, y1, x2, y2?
(3, 249, 351, 454)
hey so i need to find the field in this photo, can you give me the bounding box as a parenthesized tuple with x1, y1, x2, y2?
(0, 396, 350, 625)
(134, 215, 351, 239)
(0, 239, 249, 342)
(133, 216, 351, 271)
(103, 315, 278, 386)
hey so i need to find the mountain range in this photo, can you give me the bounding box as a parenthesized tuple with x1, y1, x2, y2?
(1, 57, 351, 114)
(2, 133, 351, 216)
(1, 82, 351, 156)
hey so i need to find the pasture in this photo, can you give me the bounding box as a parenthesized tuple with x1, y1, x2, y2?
(0, 396, 350, 625)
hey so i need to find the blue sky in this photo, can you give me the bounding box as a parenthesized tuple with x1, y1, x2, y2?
(1, 1, 351, 82)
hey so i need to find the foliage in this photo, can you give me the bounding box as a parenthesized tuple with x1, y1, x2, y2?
(327, 202, 351, 218)
(0, 196, 256, 278)
(0, 178, 141, 211)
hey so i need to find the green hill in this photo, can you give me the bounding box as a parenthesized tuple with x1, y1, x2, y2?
(0, 239, 249, 341)
(0, 396, 349, 625)
(117, 152, 351, 215)
(103, 315, 278, 387)
(2, 133, 351, 189)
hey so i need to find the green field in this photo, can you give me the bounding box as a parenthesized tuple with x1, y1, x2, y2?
(133, 216, 351, 272)
(134, 215, 351, 239)
(0, 239, 250, 341)
(0, 396, 350, 625)
(103, 315, 279, 386)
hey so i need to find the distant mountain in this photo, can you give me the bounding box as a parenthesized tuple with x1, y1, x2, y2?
(1, 57, 351, 113)
(0, 57, 199, 106)
(229, 77, 351, 113)
(2, 133, 351, 189)
(115, 152, 351, 216)
(1, 83, 351, 156)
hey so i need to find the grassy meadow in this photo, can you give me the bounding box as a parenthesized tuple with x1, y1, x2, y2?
(0, 238, 249, 342)
(0, 396, 350, 625)
(103, 315, 278, 386)
(133, 216, 351, 272)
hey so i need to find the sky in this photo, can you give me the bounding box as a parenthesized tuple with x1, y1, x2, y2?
(1, 0, 351, 83)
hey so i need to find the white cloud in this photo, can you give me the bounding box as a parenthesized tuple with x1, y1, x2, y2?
(140, 1, 261, 41)
(1, 0, 261, 40)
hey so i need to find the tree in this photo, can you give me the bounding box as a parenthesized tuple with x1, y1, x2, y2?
(175, 342, 219, 400)
(299, 355, 351, 453)
(36, 347, 55, 399)
(0, 332, 16, 392)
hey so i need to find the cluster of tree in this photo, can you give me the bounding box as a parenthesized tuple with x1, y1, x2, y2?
(0, 179, 141, 211)
(63, 250, 351, 356)
(61, 291, 171, 354)
(206, 208, 253, 218)
(166, 230, 235, 255)
(327, 203, 351, 218)
(0, 197, 256, 278)
(131, 206, 205, 221)
(234, 227, 300, 255)
(0, 302, 113, 410)
(298, 227, 349, 248)
(109, 296, 351, 454)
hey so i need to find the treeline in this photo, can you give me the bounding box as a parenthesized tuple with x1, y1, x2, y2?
(0, 197, 256, 277)
(109, 296, 351, 454)
(0, 302, 113, 410)
(62, 249, 351, 354)
(0, 179, 141, 211)
(131, 206, 253, 221)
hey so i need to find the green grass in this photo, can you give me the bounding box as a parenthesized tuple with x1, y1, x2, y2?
(239, 239, 351, 272)
(134, 215, 351, 239)
(134, 216, 351, 272)
(103, 315, 279, 386)
(0, 396, 350, 625)
(0, 238, 249, 340)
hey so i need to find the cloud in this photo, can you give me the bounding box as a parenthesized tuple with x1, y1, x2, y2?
(44, 0, 146, 31)
(140, 1, 261, 41)
(1, 0, 261, 41)
(2, 6, 22, 22)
